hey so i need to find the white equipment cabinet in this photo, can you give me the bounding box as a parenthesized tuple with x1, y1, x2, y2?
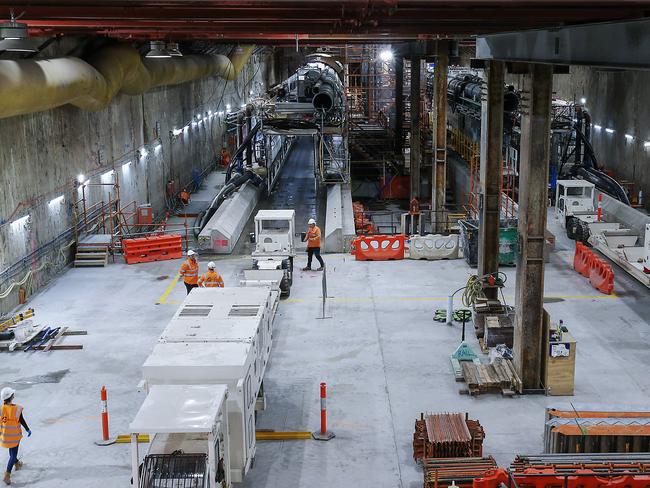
(142, 342, 257, 483)
(159, 287, 275, 381)
(130, 384, 231, 488)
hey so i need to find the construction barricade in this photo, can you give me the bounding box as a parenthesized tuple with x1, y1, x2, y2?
(571, 243, 614, 295)
(589, 257, 615, 295)
(351, 234, 406, 261)
(123, 234, 183, 264)
(409, 234, 459, 260)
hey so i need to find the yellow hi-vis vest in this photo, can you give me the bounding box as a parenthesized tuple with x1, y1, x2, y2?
(0, 404, 22, 448)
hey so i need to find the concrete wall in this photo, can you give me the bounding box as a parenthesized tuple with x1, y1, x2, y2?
(0, 47, 268, 314)
(507, 66, 650, 210)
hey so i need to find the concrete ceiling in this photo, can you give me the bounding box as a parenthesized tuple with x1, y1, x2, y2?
(4, 1, 650, 44)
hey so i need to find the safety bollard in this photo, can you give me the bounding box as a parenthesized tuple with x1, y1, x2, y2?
(101, 386, 109, 441)
(312, 382, 335, 441)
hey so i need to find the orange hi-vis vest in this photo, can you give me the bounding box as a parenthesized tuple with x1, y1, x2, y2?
(179, 259, 199, 285)
(0, 404, 23, 448)
(306, 226, 321, 248)
(198, 270, 224, 288)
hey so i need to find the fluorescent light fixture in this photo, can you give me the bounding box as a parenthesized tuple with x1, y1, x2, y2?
(208, 110, 213, 116)
(379, 48, 393, 62)
(101, 169, 114, 178)
(593, 124, 602, 130)
(122, 160, 132, 169)
(172, 128, 183, 136)
(140, 148, 148, 158)
(192, 121, 198, 127)
(48, 195, 64, 206)
(154, 143, 162, 152)
(77, 173, 85, 183)
(145, 40, 171, 59)
(249, 89, 254, 95)
(580, 97, 586, 104)
(217, 111, 224, 116)
(184, 125, 189, 131)
(605, 128, 614, 134)
(11, 215, 29, 227)
(644, 141, 650, 148)
(196, 114, 201, 120)
(226, 104, 231, 111)
(625, 134, 634, 141)
(166, 42, 182, 57)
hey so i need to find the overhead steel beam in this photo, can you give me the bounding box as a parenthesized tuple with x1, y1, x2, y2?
(476, 18, 650, 69)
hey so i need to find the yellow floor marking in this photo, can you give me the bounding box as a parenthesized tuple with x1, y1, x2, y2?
(156, 274, 180, 304)
(285, 294, 618, 304)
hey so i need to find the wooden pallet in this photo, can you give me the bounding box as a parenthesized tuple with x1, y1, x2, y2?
(459, 358, 521, 396)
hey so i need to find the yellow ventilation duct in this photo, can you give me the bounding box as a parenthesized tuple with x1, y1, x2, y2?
(0, 44, 255, 119)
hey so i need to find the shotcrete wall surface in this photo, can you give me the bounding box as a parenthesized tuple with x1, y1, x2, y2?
(0, 49, 267, 313)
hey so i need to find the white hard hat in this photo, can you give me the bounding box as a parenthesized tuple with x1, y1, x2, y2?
(308, 218, 316, 225)
(1, 387, 15, 402)
(208, 261, 216, 269)
(187, 250, 196, 257)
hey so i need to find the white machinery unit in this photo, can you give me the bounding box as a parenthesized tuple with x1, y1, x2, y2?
(556, 180, 650, 288)
(251, 209, 296, 297)
(130, 384, 230, 488)
(555, 179, 596, 227)
(240, 269, 285, 293)
(198, 181, 261, 254)
(142, 343, 257, 482)
(158, 287, 275, 385)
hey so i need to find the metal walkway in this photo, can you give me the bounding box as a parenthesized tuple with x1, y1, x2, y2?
(232, 136, 325, 255)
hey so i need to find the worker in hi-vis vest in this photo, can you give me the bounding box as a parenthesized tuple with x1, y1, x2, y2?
(1, 387, 30, 486)
(198, 262, 225, 288)
(179, 249, 199, 294)
(302, 218, 325, 271)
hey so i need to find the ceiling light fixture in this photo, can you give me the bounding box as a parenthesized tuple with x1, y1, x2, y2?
(379, 49, 393, 62)
(11, 215, 29, 227)
(145, 40, 171, 59)
(593, 124, 602, 130)
(166, 42, 182, 57)
(625, 134, 634, 141)
(77, 174, 85, 183)
(0, 11, 38, 53)
(580, 97, 586, 104)
(605, 128, 614, 134)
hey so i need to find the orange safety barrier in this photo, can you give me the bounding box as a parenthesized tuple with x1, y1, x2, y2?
(474, 468, 650, 488)
(589, 257, 615, 295)
(123, 234, 183, 264)
(350, 234, 406, 261)
(573, 242, 594, 278)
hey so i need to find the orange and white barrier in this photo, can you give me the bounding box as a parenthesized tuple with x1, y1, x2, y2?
(350, 235, 406, 261)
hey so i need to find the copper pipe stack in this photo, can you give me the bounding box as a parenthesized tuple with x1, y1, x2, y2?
(413, 412, 485, 461)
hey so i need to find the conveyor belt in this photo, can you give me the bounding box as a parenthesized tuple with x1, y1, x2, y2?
(232, 136, 325, 255)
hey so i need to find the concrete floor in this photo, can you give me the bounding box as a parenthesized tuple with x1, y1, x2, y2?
(2, 215, 650, 487)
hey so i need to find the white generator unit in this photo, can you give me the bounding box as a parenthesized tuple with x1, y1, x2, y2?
(251, 209, 296, 297)
(142, 342, 258, 483)
(158, 287, 275, 381)
(130, 384, 231, 488)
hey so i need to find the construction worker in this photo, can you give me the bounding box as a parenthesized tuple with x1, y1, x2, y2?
(179, 250, 199, 294)
(198, 262, 224, 288)
(179, 188, 190, 205)
(1, 387, 30, 486)
(302, 218, 325, 271)
(220, 147, 231, 168)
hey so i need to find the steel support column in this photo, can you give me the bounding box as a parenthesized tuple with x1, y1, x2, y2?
(477, 60, 505, 299)
(432, 41, 448, 231)
(513, 63, 553, 390)
(410, 56, 421, 199)
(394, 55, 404, 157)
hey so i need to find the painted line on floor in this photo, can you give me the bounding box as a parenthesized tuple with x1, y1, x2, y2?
(156, 274, 180, 304)
(285, 293, 618, 304)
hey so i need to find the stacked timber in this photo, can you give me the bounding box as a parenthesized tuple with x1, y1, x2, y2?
(413, 412, 485, 461)
(423, 457, 497, 488)
(460, 357, 522, 396)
